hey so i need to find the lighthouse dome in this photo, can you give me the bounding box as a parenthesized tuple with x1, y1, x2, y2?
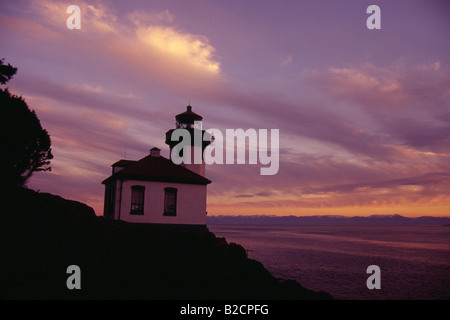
(175, 105, 203, 128)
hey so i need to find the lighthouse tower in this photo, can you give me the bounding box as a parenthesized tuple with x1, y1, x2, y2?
(165, 105, 212, 177)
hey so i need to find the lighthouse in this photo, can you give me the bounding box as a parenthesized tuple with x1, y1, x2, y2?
(165, 105, 212, 177)
(102, 105, 211, 229)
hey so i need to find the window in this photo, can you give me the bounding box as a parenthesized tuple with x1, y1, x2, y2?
(130, 185, 145, 214)
(164, 187, 177, 216)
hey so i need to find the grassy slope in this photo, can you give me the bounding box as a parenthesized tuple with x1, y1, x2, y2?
(1, 187, 332, 300)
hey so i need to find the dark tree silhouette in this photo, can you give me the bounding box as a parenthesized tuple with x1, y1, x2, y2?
(0, 59, 53, 187)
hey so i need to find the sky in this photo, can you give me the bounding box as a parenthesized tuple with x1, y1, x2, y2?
(1, 0, 449, 217)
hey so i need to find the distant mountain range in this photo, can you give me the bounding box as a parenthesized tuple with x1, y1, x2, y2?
(207, 214, 450, 226)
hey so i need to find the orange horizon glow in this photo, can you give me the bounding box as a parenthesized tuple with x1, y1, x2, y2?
(206, 204, 450, 218)
(79, 189, 450, 218)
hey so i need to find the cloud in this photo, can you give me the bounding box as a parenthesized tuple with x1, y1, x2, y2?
(208, 170, 450, 212)
(203, 84, 406, 162)
(127, 9, 175, 26)
(280, 54, 293, 66)
(1, 1, 227, 213)
(206, 138, 450, 213)
(306, 62, 450, 152)
(29, 0, 118, 33)
(234, 194, 254, 198)
(136, 25, 221, 74)
(12, 0, 224, 94)
(184, 60, 450, 215)
(3, 1, 449, 217)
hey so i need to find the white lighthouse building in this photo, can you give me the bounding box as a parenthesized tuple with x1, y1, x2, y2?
(102, 105, 212, 228)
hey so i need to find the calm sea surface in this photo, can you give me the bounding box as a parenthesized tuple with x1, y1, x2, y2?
(208, 225, 450, 300)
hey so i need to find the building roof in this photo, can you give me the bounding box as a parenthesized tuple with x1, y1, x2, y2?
(175, 105, 203, 124)
(102, 154, 211, 185)
(112, 159, 137, 167)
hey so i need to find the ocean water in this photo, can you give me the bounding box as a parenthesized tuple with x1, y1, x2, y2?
(208, 225, 450, 300)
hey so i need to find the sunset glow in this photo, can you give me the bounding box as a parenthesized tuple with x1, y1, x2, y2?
(1, 0, 449, 217)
